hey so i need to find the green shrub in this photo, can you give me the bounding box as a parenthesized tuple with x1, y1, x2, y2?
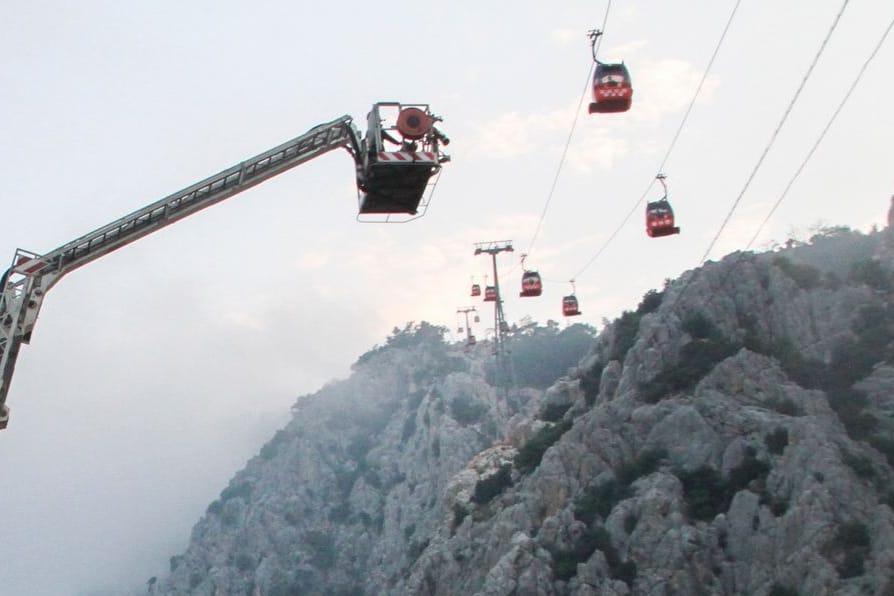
(305, 530, 338, 569)
(401, 413, 417, 443)
(869, 436, 894, 468)
(235, 551, 254, 572)
(575, 449, 666, 525)
(552, 526, 635, 586)
(843, 450, 875, 479)
(328, 502, 350, 522)
(676, 466, 728, 521)
(540, 402, 572, 422)
(637, 289, 664, 315)
(260, 429, 290, 460)
(220, 481, 253, 502)
(408, 538, 430, 562)
(489, 322, 597, 389)
(574, 478, 631, 526)
(728, 448, 770, 492)
(825, 521, 871, 579)
(773, 339, 826, 390)
(641, 335, 739, 403)
(850, 259, 892, 292)
(515, 419, 573, 473)
(764, 427, 789, 455)
(767, 396, 801, 416)
(682, 311, 717, 340)
(403, 523, 416, 541)
(407, 389, 426, 411)
(189, 572, 203, 590)
(623, 512, 639, 533)
(768, 584, 800, 596)
(580, 362, 604, 406)
(829, 387, 876, 439)
(449, 394, 488, 426)
(354, 321, 448, 368)
(552, 527, 605, 581)
(774, 256, 821, 290)
(616, 448, 667, 486)
(452, 504, 468, 531)
(611, 310, 642, 361)
(471, 464, 513, 504)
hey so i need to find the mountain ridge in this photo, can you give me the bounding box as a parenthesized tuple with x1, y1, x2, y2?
(152, 224, 894, 596)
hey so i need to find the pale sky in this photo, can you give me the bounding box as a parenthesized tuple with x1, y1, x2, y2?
(1, 1, 892, 594)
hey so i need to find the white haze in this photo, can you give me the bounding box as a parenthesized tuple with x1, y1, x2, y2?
(1, 1, 893, 593)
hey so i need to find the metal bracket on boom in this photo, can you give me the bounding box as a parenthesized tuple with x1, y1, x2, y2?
(0, 102, 449, 430)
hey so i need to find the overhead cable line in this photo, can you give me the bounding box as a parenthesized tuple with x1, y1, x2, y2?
(747, 13, 894, 250)
(569, 0, 743, 281)
(524, 1, 613, 260)
(666, 0, 887, 321)
(698, 0, 851, 264)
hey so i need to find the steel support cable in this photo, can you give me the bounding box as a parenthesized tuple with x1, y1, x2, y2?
(699, 0, 850, 264)
(569, 0, 743, 282)
(747, 13, 894, 250)
(663, 0, 870, 327)
(522, 0, 613, 267)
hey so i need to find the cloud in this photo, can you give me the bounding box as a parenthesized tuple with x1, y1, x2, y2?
(550, 28, 579, 46)
(630, 57, 720, 125)
(700, 198, 774, 259)
(466, 102, 630, 171)
(564, 127, 630, 173)
(602, 39, 648, 59)
(293, 250, 331, 270)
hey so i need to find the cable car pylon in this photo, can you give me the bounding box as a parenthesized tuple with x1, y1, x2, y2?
(456, 306, 478, 347)
(473, 240, 514, 355)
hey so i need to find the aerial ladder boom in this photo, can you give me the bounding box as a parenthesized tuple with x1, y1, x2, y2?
(0, 102, 448, 429)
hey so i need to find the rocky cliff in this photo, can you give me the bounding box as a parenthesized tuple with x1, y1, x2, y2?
(153, 226, 894, 596)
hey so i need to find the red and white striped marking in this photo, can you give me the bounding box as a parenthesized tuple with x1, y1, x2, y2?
(596, 88, 632, 98)
(14, 257, 48, 275)
(377, 151, 436, 162)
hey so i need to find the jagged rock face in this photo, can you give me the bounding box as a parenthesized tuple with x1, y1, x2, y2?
(155, 228, 894, 596)
(155, 334, 543, 595)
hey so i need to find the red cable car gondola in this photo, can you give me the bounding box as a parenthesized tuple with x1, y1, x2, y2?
(483, 286, 497, 302)
(587, 30, 632, 115)
(519, 255, 543, 297)
(519, 269, 542, 298)
(646, 174, 680, 238)
(562, 280, 582, 317)
(562, 295, 581, 317)
(471, 284, 481, 297)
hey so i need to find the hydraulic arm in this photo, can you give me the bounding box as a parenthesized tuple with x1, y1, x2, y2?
(0, 102, 448, 429)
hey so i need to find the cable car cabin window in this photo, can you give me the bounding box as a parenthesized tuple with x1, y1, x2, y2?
(520, 271, 543, 297)
(595, 64, 630, 86)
